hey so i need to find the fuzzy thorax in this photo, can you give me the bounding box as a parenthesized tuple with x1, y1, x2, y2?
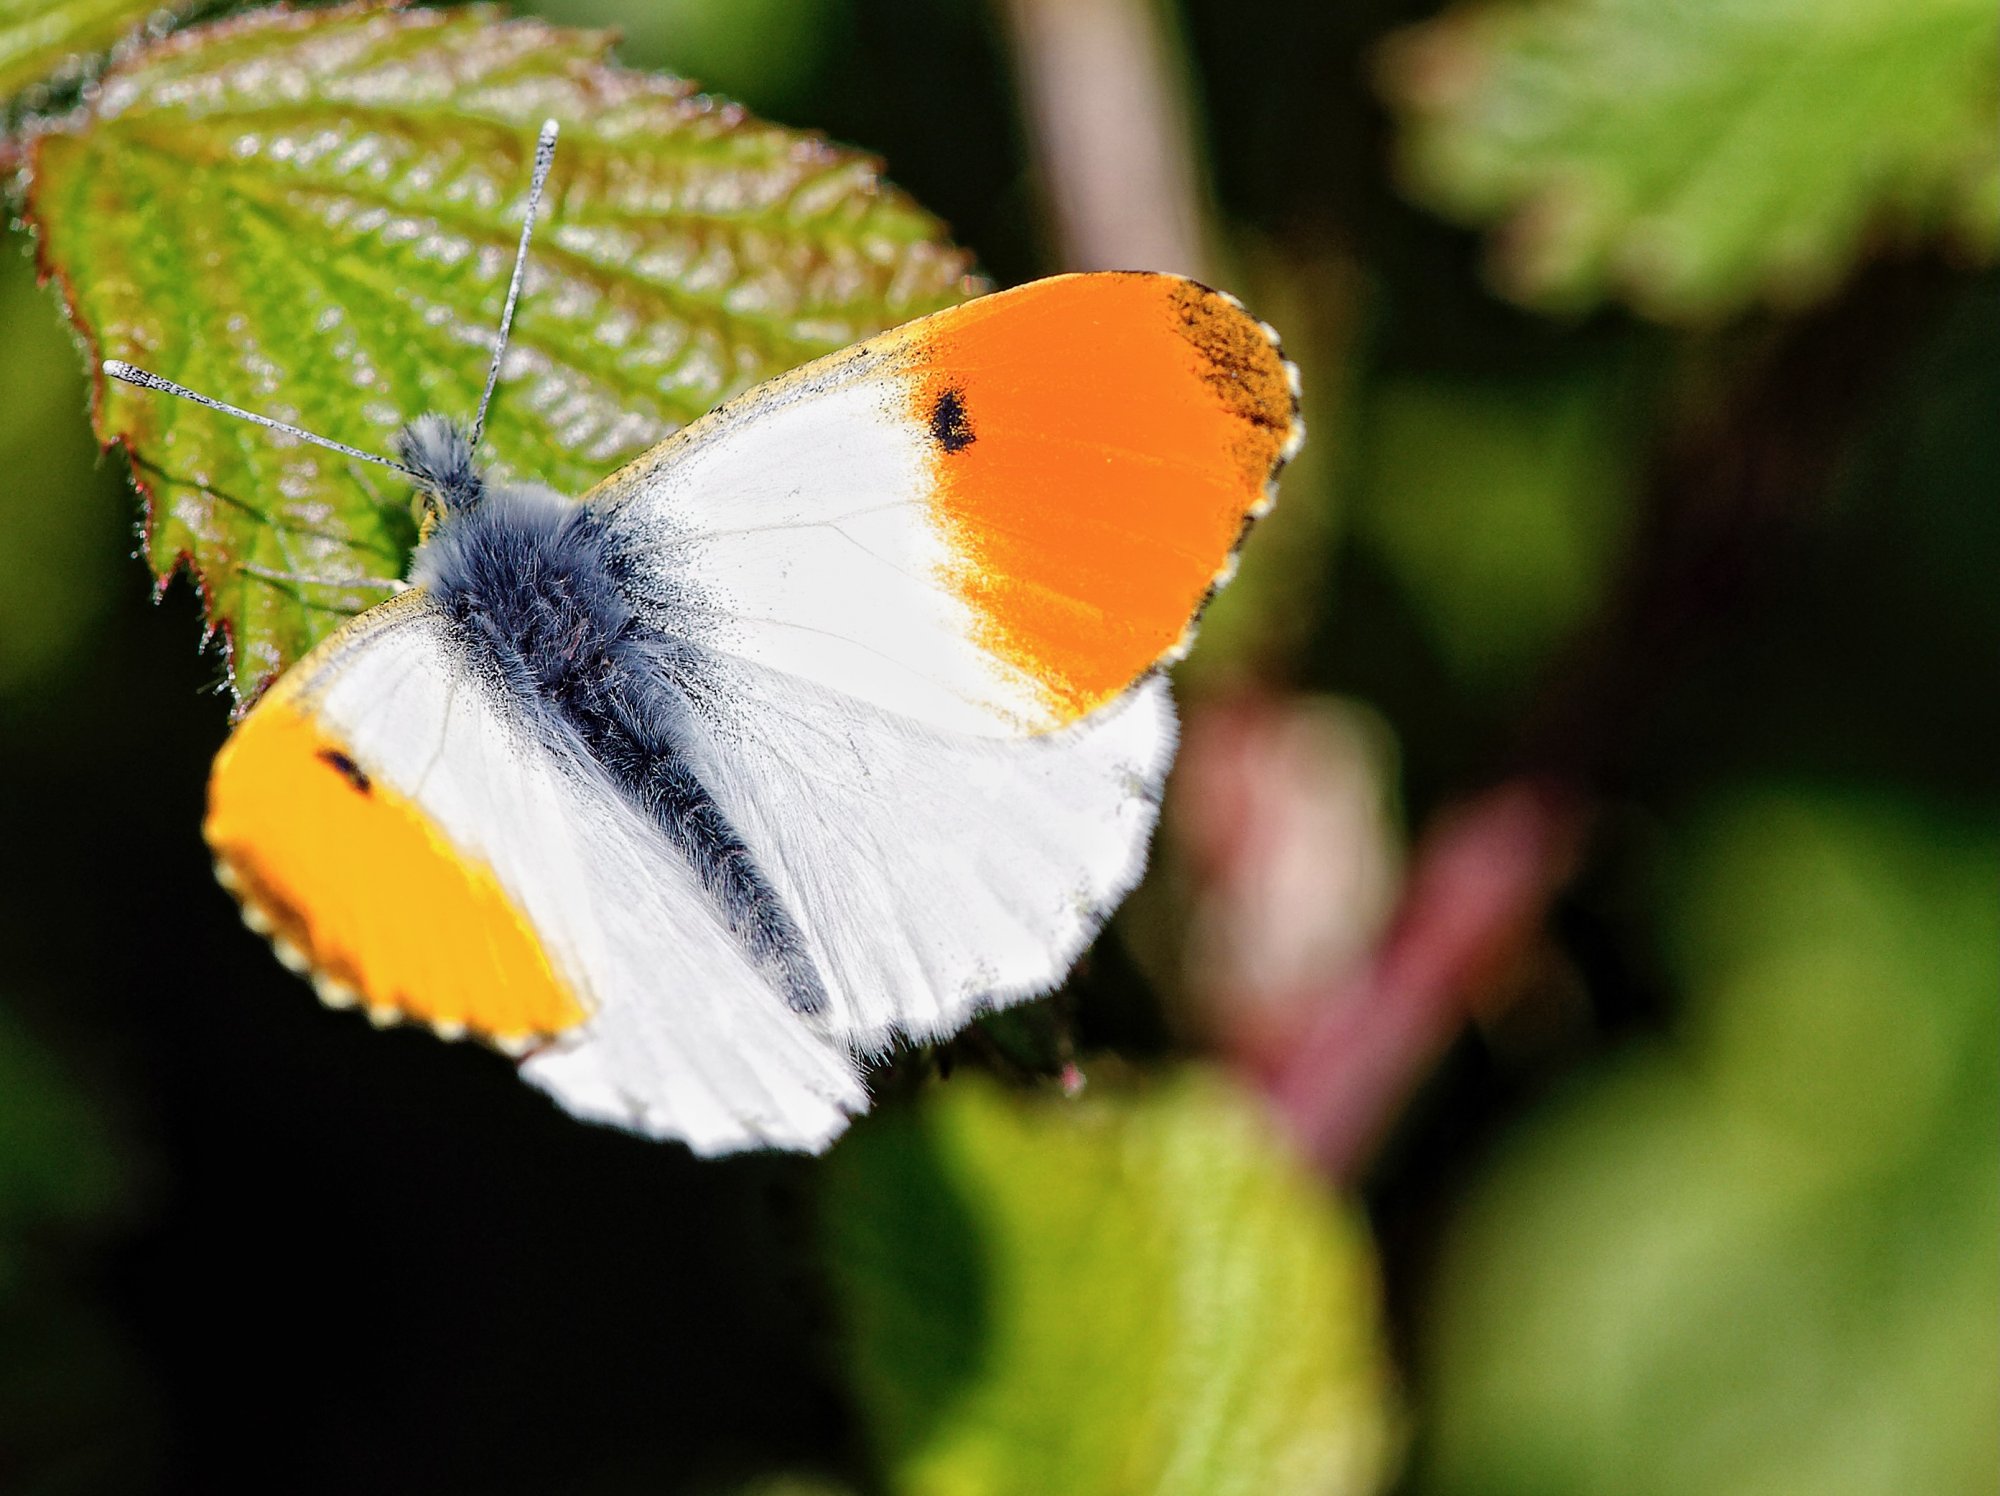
(407, 475, 833, 1019)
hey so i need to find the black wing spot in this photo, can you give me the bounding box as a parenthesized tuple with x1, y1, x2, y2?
(316, 748, 373, 795)
(928, 386, 976, 453)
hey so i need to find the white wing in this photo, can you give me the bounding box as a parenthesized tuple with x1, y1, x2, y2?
(224, 595, 866, 1155)
(662, 647, 1178, 1050)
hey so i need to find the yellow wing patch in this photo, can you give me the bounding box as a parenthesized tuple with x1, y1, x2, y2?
(205, 696, 586, 1051)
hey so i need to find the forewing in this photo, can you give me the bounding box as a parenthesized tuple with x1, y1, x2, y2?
(205, 593, 866, 1155)
(590, 272, 1300, 737)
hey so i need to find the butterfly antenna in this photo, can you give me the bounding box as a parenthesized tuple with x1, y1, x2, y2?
(470, 117, 560, 453)
(101, 361, 420, 478)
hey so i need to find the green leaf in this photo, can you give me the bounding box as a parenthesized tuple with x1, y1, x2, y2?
(1353, 364, 1638, 693)
(1382, 0, 2000, 320)
(0, 0, 171, 104)
(27, 3, 974, 699)
(822, 1068, 1398, 1496)
(530, 0, 839, 119)
(1411, 786, 1999, 1496)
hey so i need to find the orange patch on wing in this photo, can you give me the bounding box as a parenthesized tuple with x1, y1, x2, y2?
(908, 274, 1298, 724)
(205, 697, 586, 1049)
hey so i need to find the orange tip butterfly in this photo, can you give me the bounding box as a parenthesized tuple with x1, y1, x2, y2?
(106, 119, 1302, 1155)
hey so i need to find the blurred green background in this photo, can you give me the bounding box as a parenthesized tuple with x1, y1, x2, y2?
(0, 0, 1993, 1492)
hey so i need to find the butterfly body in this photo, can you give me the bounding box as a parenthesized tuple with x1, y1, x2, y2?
(183, 270, 1299, 1155)
(406, 420, 832, 1019)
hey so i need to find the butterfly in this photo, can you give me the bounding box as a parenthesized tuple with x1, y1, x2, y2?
(106, 120, 1300, 1154)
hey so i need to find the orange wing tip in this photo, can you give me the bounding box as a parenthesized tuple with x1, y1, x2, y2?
(1163, 296, 1299, 670)
(1248, 304, 1306, 478)
(912, 272, 1304, 726)
(1185, 295, 1301, 642)
(1207, 285, 1305, 485)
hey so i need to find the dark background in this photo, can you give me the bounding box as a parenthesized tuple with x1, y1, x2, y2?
(0, 0, 1992, 1491)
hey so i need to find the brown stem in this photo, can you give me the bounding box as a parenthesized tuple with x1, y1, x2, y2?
(997, 0, 1212, 277)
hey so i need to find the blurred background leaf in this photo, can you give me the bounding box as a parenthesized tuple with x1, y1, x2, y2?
(0, 999, 152, 1495)
(0, 238, 125, 696)
(27, 3, 973, 698)
(0, 1004, 126, 1301)
(530, 0, 840, 124)
(1382, 0, 2000, 318)
(1350, 359, 1640, 694)
(823, 1070, 1398, 1496)
(1410, 786, 1998, 1496)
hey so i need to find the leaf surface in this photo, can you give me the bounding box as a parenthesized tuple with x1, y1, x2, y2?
(0, 0, 167, 103)
(29, 3, 974, 697)
(1383, 0, 2000, 318)
(822, 1069, 1398, 1496)
(1412, 787, 2000, 1496)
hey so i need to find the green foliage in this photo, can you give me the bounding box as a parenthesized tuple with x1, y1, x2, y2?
(0, 236, 125, 697)
(1352, 363, 1637, 692)
(1384, 0, 2000, 319)
(1412, 786, 1999, 1496)
(27, 3, 973, 698)
(530, 0, 839, 119)
(0, 0, 168, 102)
(822, 1070, 1397, 1496)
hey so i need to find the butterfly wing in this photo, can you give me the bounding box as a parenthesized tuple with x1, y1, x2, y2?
(584, 272, 1297, 1044)
(590, 272, 1300, 737)
(663, 647, 1177, 1049)
(204, 592, 866, 1155)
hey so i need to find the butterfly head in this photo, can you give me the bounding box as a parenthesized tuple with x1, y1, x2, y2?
(396, 413, 485, 529)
